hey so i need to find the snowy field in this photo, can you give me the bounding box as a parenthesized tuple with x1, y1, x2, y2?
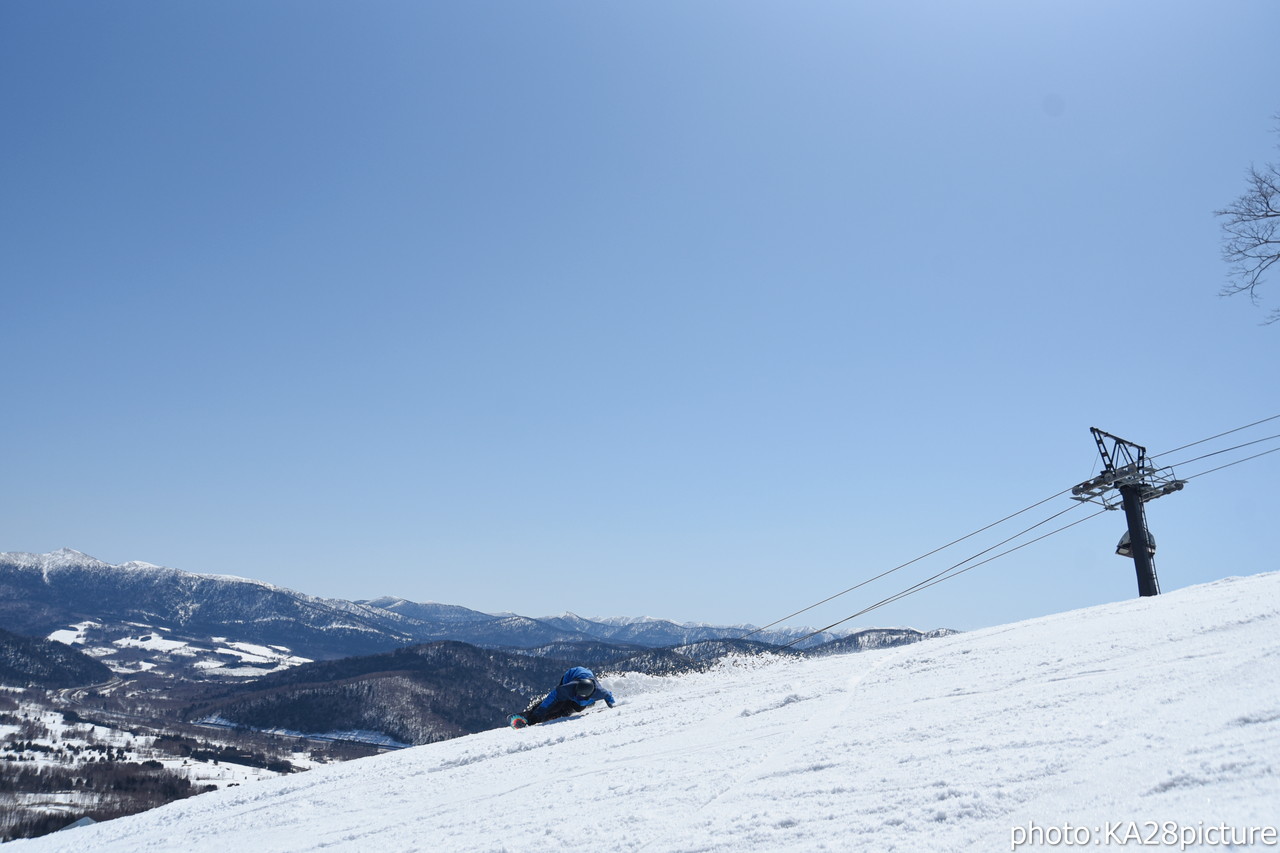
(43, 619, 313, 680)
(11, 572, 1280, 852)
(0, 701, 322, 791)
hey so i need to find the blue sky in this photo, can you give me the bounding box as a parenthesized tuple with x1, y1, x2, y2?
(3, 1, 1277, 632)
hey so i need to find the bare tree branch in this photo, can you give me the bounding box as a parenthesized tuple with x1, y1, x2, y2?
(1217, 116, 1280, 323)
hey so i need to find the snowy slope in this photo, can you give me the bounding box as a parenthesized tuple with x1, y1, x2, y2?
(12, 573, 1280, 852)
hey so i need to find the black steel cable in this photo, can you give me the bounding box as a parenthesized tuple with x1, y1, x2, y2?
(1180, 445, 1280, 482)
(780, 505, 1105, 648)
(1150, 414, 1280, 461)
(1162, 433, 1280, 471)
(735, 485, 1077, 642)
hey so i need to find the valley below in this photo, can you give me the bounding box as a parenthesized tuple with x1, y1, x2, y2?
(0, 549, 951, 842)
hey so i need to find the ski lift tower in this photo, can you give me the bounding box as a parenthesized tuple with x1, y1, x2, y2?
(1071, 428, 1186, 597)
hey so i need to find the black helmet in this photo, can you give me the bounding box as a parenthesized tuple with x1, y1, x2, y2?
(573, 678, 595, 699)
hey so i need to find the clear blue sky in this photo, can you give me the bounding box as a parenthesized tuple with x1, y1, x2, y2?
(3, 1, 1277, 633)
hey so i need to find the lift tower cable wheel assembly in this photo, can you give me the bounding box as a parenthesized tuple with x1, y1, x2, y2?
(1071, 428, 1186, 597)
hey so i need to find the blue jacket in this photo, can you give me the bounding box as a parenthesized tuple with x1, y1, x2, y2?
(535, 666, 616, 713)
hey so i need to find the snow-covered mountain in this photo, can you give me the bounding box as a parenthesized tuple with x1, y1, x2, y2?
(11, 571, 1278, 852)
(0, 549, 425, 666)
(1, 550, 917, 682)
(536, 611, 857, 647)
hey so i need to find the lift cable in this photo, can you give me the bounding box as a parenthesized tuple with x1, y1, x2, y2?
(780, 506, 1110, 648)
(1149, 413, 1280, 462)
(1179, 445, 1280, 482)
(734, 485, 1077, 642)
(1161, 432, 1280, 471)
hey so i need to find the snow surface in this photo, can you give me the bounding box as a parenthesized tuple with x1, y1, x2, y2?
(0, 701, 315, 794)
(113, 634, 194, 654)
(45, 621, 98, 645)
(43, 618, 312, 678)
(11, 573, 1280, 852)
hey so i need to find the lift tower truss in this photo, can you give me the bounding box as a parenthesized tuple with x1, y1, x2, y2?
(1071, 428, 1186, 597)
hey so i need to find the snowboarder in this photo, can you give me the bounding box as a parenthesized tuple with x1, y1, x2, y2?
(510, 666, 615, 727)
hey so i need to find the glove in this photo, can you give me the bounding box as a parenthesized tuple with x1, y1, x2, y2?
(607, 700, 615, 708)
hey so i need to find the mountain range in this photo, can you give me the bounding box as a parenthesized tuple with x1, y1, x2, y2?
(1, 549, 950, 672)
(0, 549, 954, 747)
